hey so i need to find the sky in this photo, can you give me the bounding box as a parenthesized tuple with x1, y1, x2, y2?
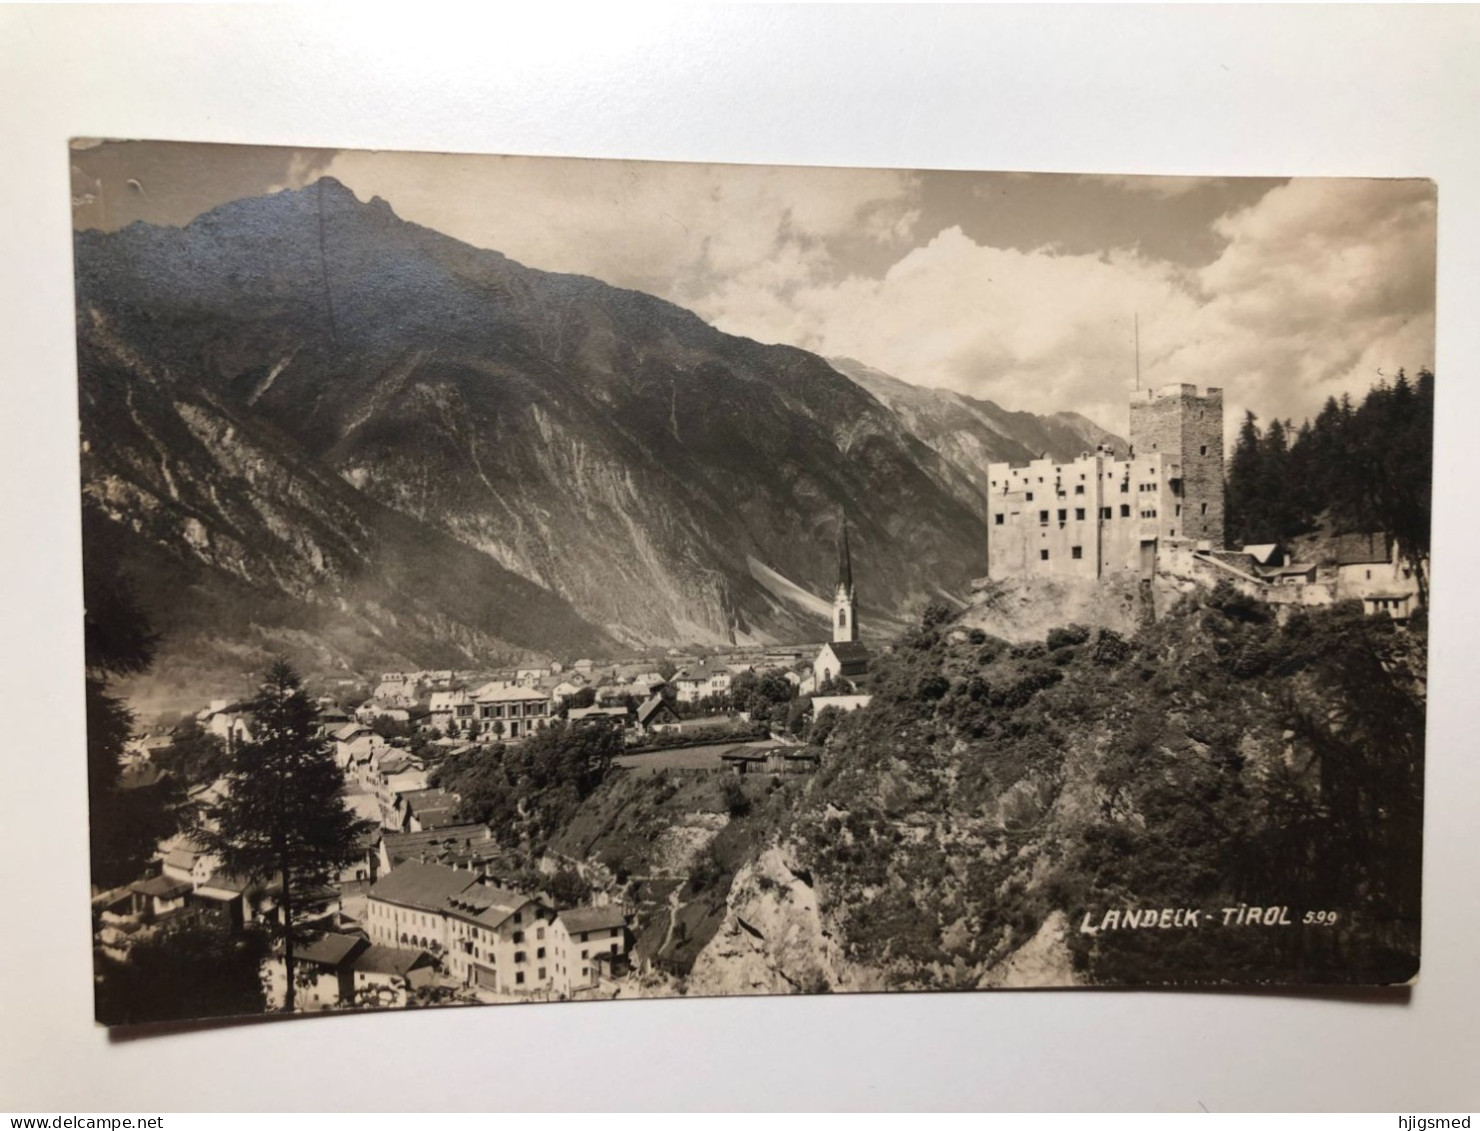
(71, 139, 1436, 441)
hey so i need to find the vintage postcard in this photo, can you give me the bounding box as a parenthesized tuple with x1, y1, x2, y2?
(73, 141, 1432, 1025)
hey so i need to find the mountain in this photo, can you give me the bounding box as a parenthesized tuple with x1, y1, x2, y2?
(828, 357, 1126, 508)
(74, 178, 994, 685)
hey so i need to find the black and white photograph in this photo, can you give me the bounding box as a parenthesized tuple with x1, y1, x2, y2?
(73, 140, 1434, 1027)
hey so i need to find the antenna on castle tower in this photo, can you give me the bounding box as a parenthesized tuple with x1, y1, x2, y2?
(1134, 312, 1141, 392)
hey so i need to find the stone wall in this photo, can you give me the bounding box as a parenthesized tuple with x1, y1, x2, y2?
(1129, 383, 1224, 547)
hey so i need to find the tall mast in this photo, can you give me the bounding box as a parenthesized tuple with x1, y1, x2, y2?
(1134, 312, 1141, 392)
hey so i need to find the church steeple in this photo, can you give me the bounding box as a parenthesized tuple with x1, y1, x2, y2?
(836, 519, 853, 598)
(833, 514, 858, 643)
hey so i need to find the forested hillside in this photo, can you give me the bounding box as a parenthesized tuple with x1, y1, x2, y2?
(1225, 370, 1433, 596)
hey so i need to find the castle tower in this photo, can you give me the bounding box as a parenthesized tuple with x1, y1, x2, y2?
(1128, 384, 1225, 548)
(833, 517, 859, 644)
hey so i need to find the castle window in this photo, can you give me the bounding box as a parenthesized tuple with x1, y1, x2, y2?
(994, 514, 1004, 525)
(1071, 547, 1083, 560)
(1074, 485, 1084, 495)
(1200, 503, 1208, 515)
(1026, 492, 1033, 502)
(1200, 445, 1208, 456)
(1039, 511, 1049, 525)
(1101, 507, 1112, 520)
(1175, 505, 1182, 517)
(1121, 505, 1130, 518)
(1040, 550, 1049, 561)
(1075, 508, 1085, 521)
(1057, 509, 1067, 523)
(1121, 483, 1129, 493)
(838, 610, 847, 628)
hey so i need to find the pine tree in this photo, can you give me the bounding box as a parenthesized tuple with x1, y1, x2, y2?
(82, 502, 178, 890)
(1225, 410, 1264, 546)
(202, 659, 372, 1012)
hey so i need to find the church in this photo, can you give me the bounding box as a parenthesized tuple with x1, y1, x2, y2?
(813, 519, 871, 688)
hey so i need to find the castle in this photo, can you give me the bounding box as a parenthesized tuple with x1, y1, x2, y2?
(986, 383, 1225, 581)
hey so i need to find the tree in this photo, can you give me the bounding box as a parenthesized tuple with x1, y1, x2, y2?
(202, 659, 373, 1012)
(94, 911, 267, 1025)
(82, 502, 179, 890)
(157, 716, 229, 787)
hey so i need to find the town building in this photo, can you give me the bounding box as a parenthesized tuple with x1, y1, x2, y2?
(378, 824, 498, 875)
(262, 931, 367, 1011)
(567, 705, 630, 728)
(635, 694, 681, 735)
(349, 944, 437, 1008)
(1331, 532, 1423, 620)
(673, 664, 732, 704)
(550, 905, 630, 996)
(427, 688, 475, 732)
(363, 861, 625, 996)
(470, 682, 554, 739)
(986, 383, 1225, 581)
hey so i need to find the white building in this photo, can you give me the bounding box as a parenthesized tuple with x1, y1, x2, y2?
(470, 682, 555, 739)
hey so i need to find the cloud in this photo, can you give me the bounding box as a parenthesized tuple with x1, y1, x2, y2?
(312, 155, 1435, 442)
(320, 151, 921, 309)
(1172, 178, 1436, 433)
(693, 177, 1435, 442)
(1084, 174, 1210, 199)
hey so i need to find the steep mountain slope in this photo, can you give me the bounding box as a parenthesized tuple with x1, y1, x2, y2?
(79, 313, 618, 707)
(74, 178, 990, 668)
(829, 356, 1126, 508)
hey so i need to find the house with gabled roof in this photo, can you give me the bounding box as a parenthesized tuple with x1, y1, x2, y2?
(262, 931, 368, 1011)
(364, 862, 561, 995)
(635, 694, 681, 734)
(349, 944, 437, 1008)
(550, 904, 630, 996)
(1330, 532, 1422, 619)
(673, 664, 732, 704)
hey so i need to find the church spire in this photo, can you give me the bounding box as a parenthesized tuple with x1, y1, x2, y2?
(836, 514, 853, 598)
(832, 513, 858, 644)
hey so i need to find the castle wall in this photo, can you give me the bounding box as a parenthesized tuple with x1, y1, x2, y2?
(1128, 383, 1224, 547)
(986, 452, 1170, 580)
(986, 383, 1225, 584)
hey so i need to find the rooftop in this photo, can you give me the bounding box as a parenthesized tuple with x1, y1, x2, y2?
(352, 944, 433, 978)
(293, 932, 368, 968)
(367, 860, 482, 912)
(822, 641, 871, 662)
(1333, 532, 1393, 566)
(557, 905, 628, 934)
(472, 682, 552, 703)
(131, 875, 191, 899)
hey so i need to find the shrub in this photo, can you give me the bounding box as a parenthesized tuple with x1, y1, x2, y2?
(720, 778, 752, 819)
(916, 675, 951, 702)
(1046, 623, 1091, 651)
